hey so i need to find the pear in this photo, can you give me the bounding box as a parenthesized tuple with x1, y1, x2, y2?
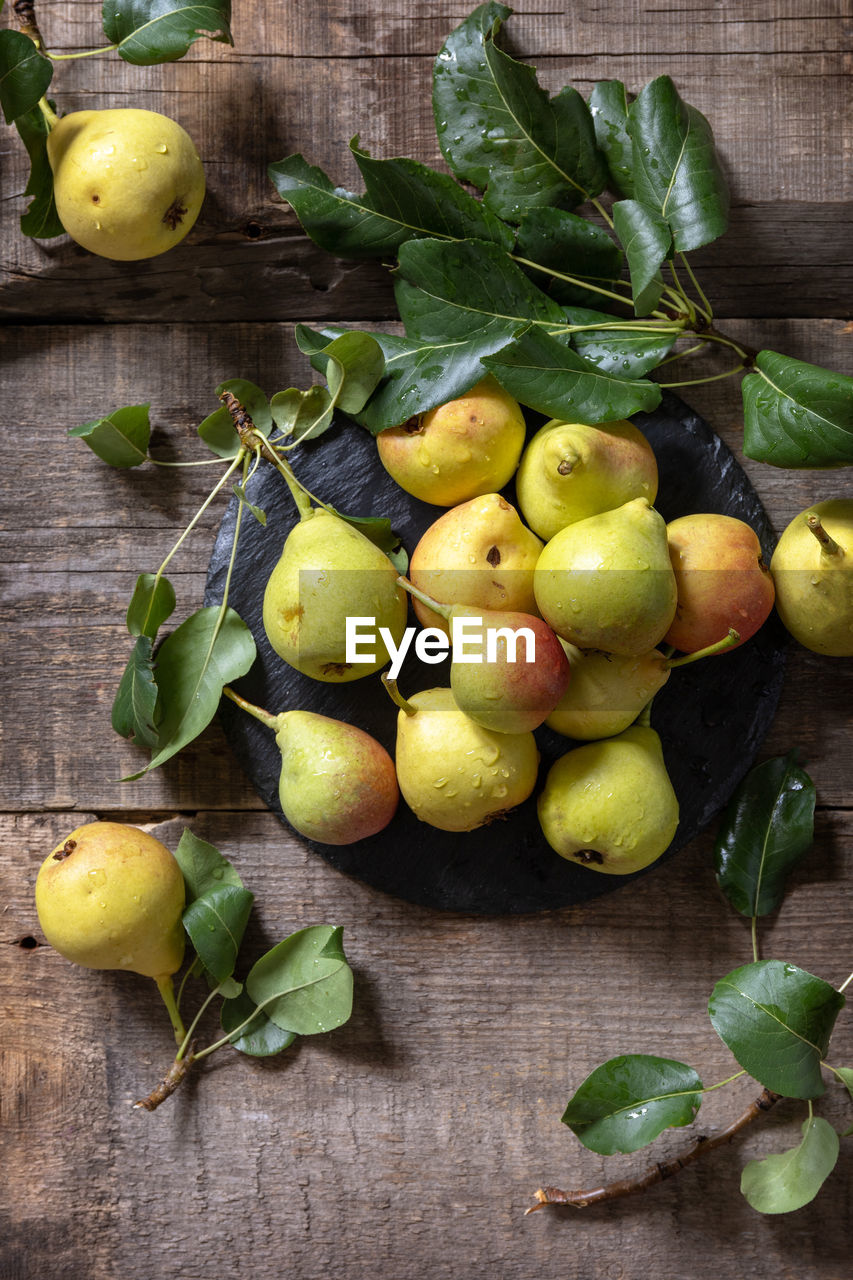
(388, 685, 540, 831)
(224, 689, 398, 844)
(34, 822, 185, 979)
(538, 725, 679, 874)
(770, 499, 853, 656)
(547, 644, 670, 741)
(665, 513, 775, 653)
(46, 108, 205, 260)
(534, 497, 677, 656)
(399, 579, 570, 733)
(516, 418, 659, 541)
(409, 493, 543, 637)
(376, 375, 526, 506)
(263, 506, 408, 681)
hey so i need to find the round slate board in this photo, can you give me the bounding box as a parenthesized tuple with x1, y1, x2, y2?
(204, 390, 787, 914)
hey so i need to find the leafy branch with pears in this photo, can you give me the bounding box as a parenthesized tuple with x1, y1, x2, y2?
(34, 822, 355, 1110)
(0, 0, 231, 252)
(529, 753, 853, 1216)
(267, 1, 853, 469)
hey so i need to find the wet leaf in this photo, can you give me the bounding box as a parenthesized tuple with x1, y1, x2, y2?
(68, 404, 151, 467)
(246, 925, 354, 1036)
(514, 206, 624, 308)
(182, 884, 254, 982)
(589, 79, 635, 197)
(15, 104, 64, 239)
(612, 199, 670, 315)
(708, 960, 845, 1098)
(564, 304, 677, 378)
(742, 350, 853, 468)
(0, 29, 52, 123)
(562, 1055, 703, 1154)
(174, 828, 245, 904)
(104, 0, 233, 65)
(714, 753, 816, 918)
(741, 1117, 839, 1214)
(220, 988, 298, 1057)
(294, 325, 385, 416)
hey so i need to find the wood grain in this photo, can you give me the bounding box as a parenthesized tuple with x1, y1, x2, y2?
(2, 1, 852, 1276)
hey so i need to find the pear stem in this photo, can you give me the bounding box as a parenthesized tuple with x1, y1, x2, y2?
(222, 685, 284, 733)
(155, 975, 187, 1047)
(396, 575, 451, 621)
(381, 673, 417, 716)
(665, 628, 740, 669)
(807, 514, 843, 557)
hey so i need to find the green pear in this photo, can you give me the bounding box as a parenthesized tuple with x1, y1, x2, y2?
(263, 507, 408, 681)
(46, 108, 205, 260)
(534, 497, 677, 656)
(537, 725, 679, 874)
(770, 499, 853, 656)
(376, 376, 526, 506)
(546, 644, 670, 741)
(389, 686, 540, 831)
(399, 579, 570, 733)
(224, 689, 398, 844)
(34, 822, 185, 979)
(408, 493, 543, 637)
(516, 418, 659, 541)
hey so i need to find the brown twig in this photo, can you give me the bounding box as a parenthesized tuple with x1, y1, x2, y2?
(133, 1048, 197, 1112)
(14, 0, 45, 49)
(526, 1087, 782, 1213)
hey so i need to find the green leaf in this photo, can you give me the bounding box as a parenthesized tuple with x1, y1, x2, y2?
(627, 76, 729, 253)
(432, 4, 607, 220)
(514, 206, 624, 308)
(182, 884, 254, 983)
(68, 404, 151, 467)
(742, 350, 853, 468)
(306, 324, 488, 434)
(126, 572, 177, 639)
(269, 386, 334, 443)
(246, 924, 354, 1037)
(294, 325, 386, 416)
(0, 29, 52, 124)
(174, 828, 245, 905)
(741, 1117, 839, 1214)
(111, 635, 158, 747)
(708, 960, 845, 1099)
(220, 989, 297, 1057)
(268, 145, 513, 260)
(589, 79, 635, 198)
(130, 605, 256, 777)
(395, 236, 566, 346)
(714, 753, 816, 918)
(482, 324, 662, 423)
(103, 0, 233, 65)
(612, 199, 671, 316)
(564, 305, 677, 378)
(327, 509, 408, 572)
(562, 1055, 703, 1155)
(232, 482, 267, 526)
(15, 104, 64, 239)
(198, 379, 271, 458)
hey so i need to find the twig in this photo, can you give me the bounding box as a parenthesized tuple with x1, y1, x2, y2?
(526, 1087, 781, 1213)
(133, 1047, 197, 1112)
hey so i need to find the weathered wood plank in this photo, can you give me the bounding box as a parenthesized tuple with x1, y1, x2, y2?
(3, 808, 851, 1279)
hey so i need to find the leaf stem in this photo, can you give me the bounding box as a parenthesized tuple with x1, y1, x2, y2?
(679, 254, 714, 322)
(526, 1087, 781, 1213)
(657, 360, 747, 389)
(176, 983, 224, 1062)
(47, 45, 118, 60)
(511, 253, 632, 309)
(751, 915, 759, 964)
(837, 970, 853, 994)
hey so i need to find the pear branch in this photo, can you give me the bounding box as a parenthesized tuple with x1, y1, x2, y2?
(526, 1087, 781, 1213)
(133, 1047, 197, 1112)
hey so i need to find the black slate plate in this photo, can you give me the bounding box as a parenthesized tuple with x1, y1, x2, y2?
(204, 390, 787, 914)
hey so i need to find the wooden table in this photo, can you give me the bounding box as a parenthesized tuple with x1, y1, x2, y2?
(2, 3, 851, 1276)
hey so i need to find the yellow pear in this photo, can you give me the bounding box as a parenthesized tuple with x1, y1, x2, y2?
(47, 108, 205, 260)
(537, 725, 679, 874)
(516, 418, 658, 541)
(770, 499, 853, 656)
(34, 822, 185, 979)
(408, 493, 543, 637)
(263, 507, 408, 681)
(391, 686, 540, 831)
(533, 497, 677, 656)
(546, 644, 670, 741)
(376, 376, 526, 505)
